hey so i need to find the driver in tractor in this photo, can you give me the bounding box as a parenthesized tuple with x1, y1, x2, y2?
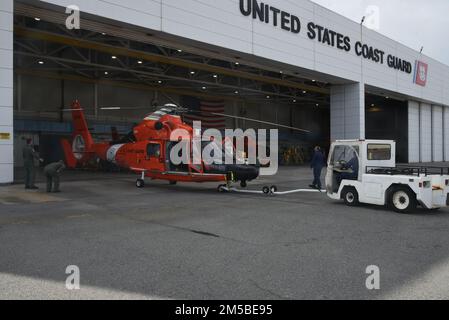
(336, 151, 359, 184)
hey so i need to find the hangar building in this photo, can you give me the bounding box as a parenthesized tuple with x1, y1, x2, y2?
(1, 0, 449, 183)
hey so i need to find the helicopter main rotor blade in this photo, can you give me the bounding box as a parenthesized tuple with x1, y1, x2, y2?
(187, 110, 311, 134)
(97, 105, 312, 133)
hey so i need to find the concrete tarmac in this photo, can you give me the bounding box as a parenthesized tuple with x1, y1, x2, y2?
(1, 167, 448, 299)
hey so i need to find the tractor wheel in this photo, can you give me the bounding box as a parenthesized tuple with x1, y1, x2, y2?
(342, 187, 359, 206)
(389, 186, 417, 213)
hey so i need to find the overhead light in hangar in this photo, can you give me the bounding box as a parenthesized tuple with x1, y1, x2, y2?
(104, 71, 109, 75)
(234, 90, 239, 94)
(202, 86, 207, 90)
(312, 79, 316, 82)
(190, 71, 196, 75)
(293, 99, 297, 103)
(137, 60, 143, 64)
(101, 32, 107, 36)
(34, 17, 41, 21)
(213, 74, 218, 78)
(111, 56, 117, 59)
(266, 95, 271, 99)
(235, 62, 240, 66)
(302, 90, 307, 94)
(38, 60, 44, 65)
(157, 80, 163, 84)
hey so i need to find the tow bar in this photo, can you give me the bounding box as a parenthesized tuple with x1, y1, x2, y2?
(218, 185, 326, 196)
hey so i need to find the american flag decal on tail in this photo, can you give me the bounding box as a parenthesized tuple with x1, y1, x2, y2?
(182, 97, 226, 130)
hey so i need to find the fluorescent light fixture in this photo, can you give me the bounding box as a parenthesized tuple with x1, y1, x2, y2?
(101, 107, 121, 110)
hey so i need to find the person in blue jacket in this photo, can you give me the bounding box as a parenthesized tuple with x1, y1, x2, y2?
(309, 146, 326, 190)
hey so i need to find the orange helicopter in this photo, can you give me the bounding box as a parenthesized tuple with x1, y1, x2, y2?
(61, 100, 310, 189)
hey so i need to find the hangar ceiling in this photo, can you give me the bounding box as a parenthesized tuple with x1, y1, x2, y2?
(14, 2, 331, 108)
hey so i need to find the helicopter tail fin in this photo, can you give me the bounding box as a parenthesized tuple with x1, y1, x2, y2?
(71, 100, 94, 150)
(60, 100, 96, 167)
(60, 138, 78, 168)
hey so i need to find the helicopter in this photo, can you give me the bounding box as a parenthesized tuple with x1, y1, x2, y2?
(61, 100, 310, 189)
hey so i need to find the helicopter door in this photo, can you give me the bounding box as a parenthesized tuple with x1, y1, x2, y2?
(145, 142, 164, 171)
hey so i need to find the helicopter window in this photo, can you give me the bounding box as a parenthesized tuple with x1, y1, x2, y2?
(147, 143, 161, 158)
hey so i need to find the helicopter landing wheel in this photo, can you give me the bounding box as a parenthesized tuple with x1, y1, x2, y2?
(262, 186, 270, 195)
(217, 184, 227, 192)
(240, 180, 247, 188)
(136, 179, 145, 188)
(270, 185, 278, 194)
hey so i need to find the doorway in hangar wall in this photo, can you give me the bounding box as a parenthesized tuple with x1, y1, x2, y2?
(365, 94, 408, 163)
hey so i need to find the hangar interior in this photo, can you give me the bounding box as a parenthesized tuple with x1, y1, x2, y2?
(12, 2, 335, 171)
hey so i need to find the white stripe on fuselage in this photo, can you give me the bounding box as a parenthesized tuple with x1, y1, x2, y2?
(106, 144, 124, 164)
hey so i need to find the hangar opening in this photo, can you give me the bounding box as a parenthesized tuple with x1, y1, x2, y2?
(12, 2, 332, 174)
(365, 93, 408, 163)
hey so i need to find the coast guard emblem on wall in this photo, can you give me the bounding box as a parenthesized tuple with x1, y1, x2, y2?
(414, 61, 428, 87)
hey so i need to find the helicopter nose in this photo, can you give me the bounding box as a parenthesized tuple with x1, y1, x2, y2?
(230, 165, 260, 182)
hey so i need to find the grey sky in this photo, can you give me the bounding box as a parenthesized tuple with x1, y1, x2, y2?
(311, 0, 449, 65)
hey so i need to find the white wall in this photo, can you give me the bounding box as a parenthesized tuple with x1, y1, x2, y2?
(408, 101, 420, 163)
(0, 0, 13, 183)
(39, 0, 449, 107)
(431, 105, 443, 162)
(444, 107, 449, 161)
(330, 83, 364, 140)
(420, 103, 432, 162)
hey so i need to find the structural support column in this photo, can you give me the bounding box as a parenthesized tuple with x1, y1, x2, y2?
(408, 101, 420, 163)
(330, 83, 365, 141)
(431, 105, 443, 162)
(0, 0, 14, 184)
(420, 103, 432, 163)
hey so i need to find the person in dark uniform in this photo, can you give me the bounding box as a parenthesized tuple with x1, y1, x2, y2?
(309, 146, 326, 190)
(44, 160, 66, 193)
(23, 139, 42, 190)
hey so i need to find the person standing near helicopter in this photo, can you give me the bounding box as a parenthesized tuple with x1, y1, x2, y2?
(309, 146, 326, 190)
